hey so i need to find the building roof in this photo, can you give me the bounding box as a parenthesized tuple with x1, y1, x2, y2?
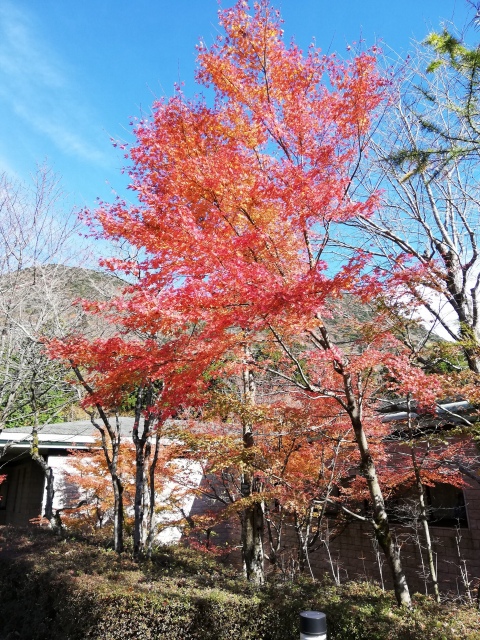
(1, 400, 475, 453)
(0, 417, 136, 450)
(380, 401, 472, 424)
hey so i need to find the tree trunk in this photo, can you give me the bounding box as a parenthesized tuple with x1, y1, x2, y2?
(241, 473, 265, 585)
(30, 423, 61, 531)
(241, 347, 265, 585)
(351, 411, 411, 606)
(294, 513, 309, 575)
(95, 417, 124, 553)
(404, 395, 440, 601)
(31, 451, 56, 526)
(411, 445, 440, 601)
(131, 382, 165, 558)
(70, 366, 124, 553)
(112, 476, 124, 552)
(145, 432, 161, 558)
(133, 442, 146, 558)
(264, 504, 284, 572)
(277, 322, 412, 605)
(459, 323, 480, 374)
(132, 430, 159, 558)
(132, 387, 160, 559)
(43, 467, 55, 523)
(342, 371, 411, 607)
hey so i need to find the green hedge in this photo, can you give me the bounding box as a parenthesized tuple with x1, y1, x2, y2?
(0, 529, 478, 640)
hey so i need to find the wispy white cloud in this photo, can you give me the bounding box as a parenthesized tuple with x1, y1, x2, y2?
(0, 2, 109, 167)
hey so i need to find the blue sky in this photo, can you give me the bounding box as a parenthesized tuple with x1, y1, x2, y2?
(0, 0, 473, 213)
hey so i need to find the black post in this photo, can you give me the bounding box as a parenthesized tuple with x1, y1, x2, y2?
(299, 611, 327, 639)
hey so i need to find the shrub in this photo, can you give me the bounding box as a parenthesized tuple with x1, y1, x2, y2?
(0, 528, 478, 640)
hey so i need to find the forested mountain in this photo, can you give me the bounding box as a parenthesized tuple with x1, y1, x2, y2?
(0, 265, 124, 429)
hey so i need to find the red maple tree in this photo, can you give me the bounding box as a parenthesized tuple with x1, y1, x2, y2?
(47, 0, 460, 605)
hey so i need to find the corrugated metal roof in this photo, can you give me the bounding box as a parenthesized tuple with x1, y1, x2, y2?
(0, 417, 137, 450)
(3, 418, 136, 437)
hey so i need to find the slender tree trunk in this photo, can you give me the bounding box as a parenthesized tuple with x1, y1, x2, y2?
(145, 431, 161, 557)
(132, 430, 157, 557)
(241, 346, 265, 585)
(411, 446, 440, 601)
(349, 407, 411, 606)
(404, 395, 440, 601)
(43, 467, 55, 522)
(103, 421, 124, 554)
(459, 323, 480, 374)
(271, 321, 411, 604)
(31, 434, 57, 528)
(264, 505, 284, 571)
(241, 475, 265, 584)
(133, 442, 146, 558)
(294, 507, 319, 580)
(338, 364, 411, 606)
(70, 365, 124, 552)
(132, 385, 162, 558)
(311, 324, 411, 606)
(112, 476, 124, 552)
(95, 423, 124, 553)
(132, 387, 147, 558)
(294, 511, 310, 576)
(29, 395, 59, 531)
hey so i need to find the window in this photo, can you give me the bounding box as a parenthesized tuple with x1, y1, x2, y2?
(426, 483, 468, 528)
(386, 483, 468, 528)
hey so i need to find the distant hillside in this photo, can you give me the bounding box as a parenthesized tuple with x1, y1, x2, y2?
(0, 265, 128, 427)
(51, 265, 126, 301)
(0, 264, 126, 339)
(2, 263, 125, 300)
(325, 292, 438, 353)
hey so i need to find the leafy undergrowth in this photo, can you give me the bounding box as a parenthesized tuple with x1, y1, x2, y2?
(0, 527, 479, 640)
